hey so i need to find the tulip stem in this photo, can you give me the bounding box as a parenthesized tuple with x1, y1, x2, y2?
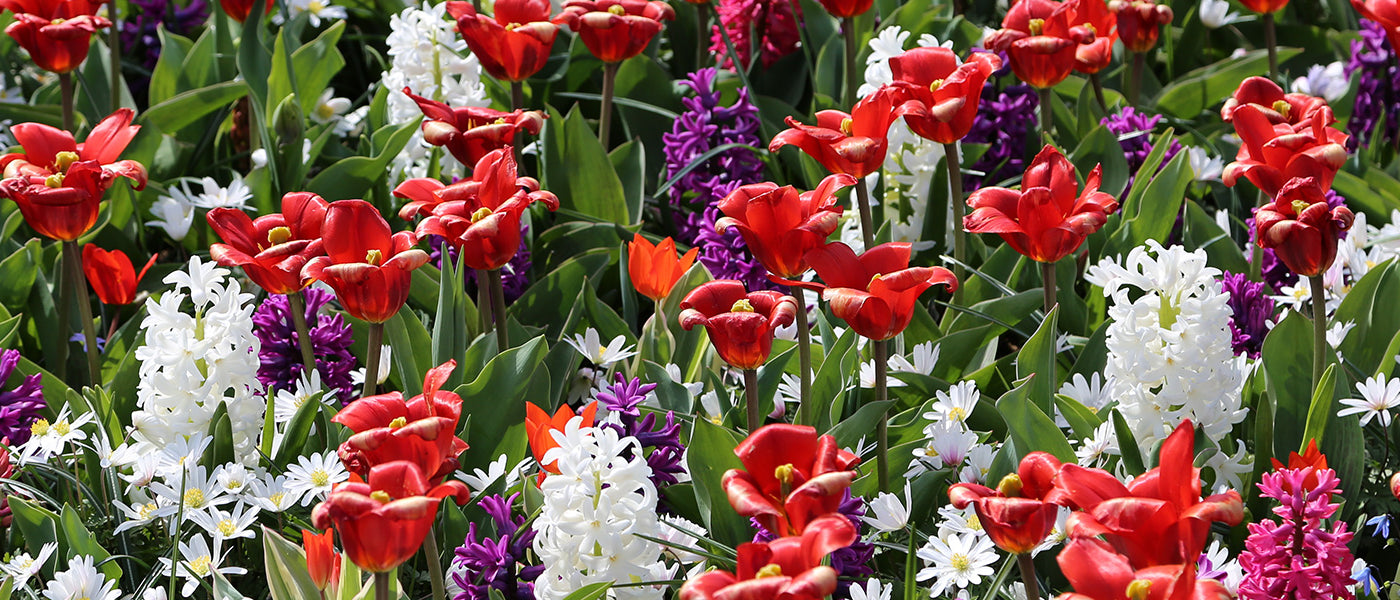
(1040, 260, 1057, 314)
(696, 3, 710, 69)
(1264, 12, 1278, 79)
(854, 177, 876, 250)
(54, 243, 73, 383)
(598, 62, 620, 147)
(373, 572, 390, 600)
(942, 142, 966, 305)
(64, 241, 101, 386)
(842, 17, 858, 108)
(490, 269, 510, 352)
(874, 339, 890, 493)
(1310, 274, 1326, 387)
(1128, 52, 1145, 107)
(793, 287, 814, 426)
(475, 269, 491, 337)
(743, 368, 762, 432)
(511, 81, 525, 161)
(364, 323, 383, 399)
(1089, 72, 1108, 113)
(424, 525, 447, 600)
(1250, 190, 1265, 282)
(1016, 553, 1041, 600)
(1037, 87, 1053, 145)
(288, 291, 320, 385)
(109, 6, 122, 113)
(59, 73, 74, 132)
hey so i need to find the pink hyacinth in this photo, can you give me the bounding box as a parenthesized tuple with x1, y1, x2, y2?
(1238, 467, 1356, 600)
(709, 0, 801, 69)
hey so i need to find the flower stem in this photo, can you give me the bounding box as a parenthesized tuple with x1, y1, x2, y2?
(599, 62, 620, 147)
(1264, 12, 1278, 79)
(511, 81, 525, 161)
(743, 368, 761, 432)
(874, 339, 890, 493)
(59, 73, 74, 132)
(364, 323, 384, 399)
(943, 142, 966, 304)
(842, 17, 858, 107)
(1250, 189, 1266, 281)
(793, 287, 813, 426)
(490, 268, 510, 353)
(54, 243, 72, 382)
(63, 241, 100, 386)
(374, 572, 390, 600)
(1038, 87, 1053, 145)
(696, 3, 710, 69)
(1089, 72, 1108, 113)
(1017, 553, 1041, 600)
(1129, 51, 1145, 107)
(109, 6, 122, 113)
(854, 176, 876, 250)
(475, 269, 491, 336)
(1310, 274, 1327, 387)
(288, 291, 320, 384)
(424, 525, 446, 600)
(1041, 260, 1057, 314)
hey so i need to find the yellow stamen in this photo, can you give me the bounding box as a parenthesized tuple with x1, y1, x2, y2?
(607, 4, 626, 14)
(1272, 100, 1291, 119)
(1083, 22, 1097, 34)
(267, 226, 293, 245)
(997, 473, 1023, 497)
(471, 207, 494, 223)
(506, 22, 523, 30)
(53, 151, 80, 172)
(44, 174, 64, 188)
(30, 419, 49, 437)
(731, 299, 755, 313)
(840, 117, 854, 136)
(365, 249, 384, 265)
(184, 488, 206, 508)
(371, 490, 392, 503)
(1028, 18, 1045, 35)
(390, 416, 408, 428)
(755, 564, 783, 578)
(928, 79, 945, 92)
(1291, 199, 1312, 215)
(774, 463, 796, 484)
(1126, 580, 1152, 600)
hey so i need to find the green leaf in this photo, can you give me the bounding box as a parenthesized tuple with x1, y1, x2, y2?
(1111, 409, 1146, 475)
(60, 505, 120, 581)
(263, 527, 323, 600)
(996, 377, 1076, 464)
(1054, 394, 1105, 441)
(380, 308, 433, 396)
(267, 21, 346, 117)
(0, 240, 39, 308)
(432, 252, 473, 389)
(560, 583, 612, 600)
(1016, 306, 1059, 415)
(457, 337, 549, 470)
(1121, 152, 1191, 248)
(8, 497, 60, 572)
(148, 26, 196, 105)
(139, 81, 247, 135)
(609, 140, 645, 225)
(1154, 48, 1302, 118)
(274, 393, 320, 466)
(687, 419, 751, 548)
(1068, 125, 1130, 198)
(306, 121, 418, 200)
(1337, 259, 1400, 375)
(1299, 364, 1337, 453)
(542, 105, 628, 224)
(1262, 311, 1313, 459)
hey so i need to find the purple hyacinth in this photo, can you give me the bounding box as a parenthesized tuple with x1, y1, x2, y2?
(451, 493, 542, 600)
(1221, 272, 1275, 358)
(1238, 467, 1356, 600)
(751, 489, 874, 599)
(1101, 106, 1182, 191)
(123, 0, 210, 70)
(0, 349, 43, 445)
(661, 68, 770, 290)
(598, 374, 687, 492)
(1347, 19, 1400, 151)
(252, 288, 358, 404)
(964, 80, 1039, 192)
(426, 227, 533, 304)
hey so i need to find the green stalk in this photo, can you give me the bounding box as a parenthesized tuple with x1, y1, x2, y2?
(109, 6, 122, 113)
(793, 287, 813, 426)
(424, 526, 446, 600)
(1017, 553, 1041, 600)
(476, 268, 491, 335)
(363, 323, 384, 399)
(1041, 260, 1057, 314)
(59, 73, 74, 132)
(598, 62, 620, 147)
(54, 243, 72, 382)
(1089, 72, 1108, 113)
(943, 142, 966, 304)
(374, 572, 391, 600)
(64, 241, 100, 385)
(1310, 274, 1327, 387)
(490, 269, 510, 353)
(743, 368, 761, 432)
(511, 81, 525, 161)
(1264, 12, 1278, 79)
(1129, 52, 1145, 107)
(854, 176, 876, 250)
(842, 17, 859, 107)
(288, 291, 320, 383)
(695, 4, 710, 69)
(1037, 87, 1053, 145)
(874, 339, 890, 492)
(1250, 190, 1266, 282)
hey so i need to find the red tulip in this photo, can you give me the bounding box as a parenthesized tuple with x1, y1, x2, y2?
(1110, 0, 1173, 53)
(1254, 176, 1354, 277)
(783, 242, 956, 341)
(302, 528, 341, 592)
(964, 144, 1119, 264)
(679, 280, 798, 370)
(403, 88, 546, 167)
(679, 514, 858, 600)
(311, 461, 470, 574)
(816, 0, 873, 18)
(560, 0, 674, 63)
(446, 0, 561, 83)
(0, 0, 110, 74)
(397, 149, 558, 272)
(1240, 0, 1288, 13)
(208, 192, 329, 295)
(1220, 76, 1334, 126)
(218, 0, 274, 22)
(332, 361, 468, 484)
(81, 244, 157, 306)
(720, 424, 860, 536)
(1223, 103, 1348, 197)
(628, 234, 697, 301)
(885, 49, 1002, 144)
(301, 200, 429, 323)
(949, 452, 1066, 554)
(1057, 538, 1233, 600)
(1354, 0, 1400, 53)
(1270, 438, 1329, 494)
(1052, 420, 1244, 569)
(1391, 472, 1400, 502)
(984, 0, 1096, 89)
(525, 401, 598, 475)
(769, 88, 907, 178)
(1066, 0, 1117, 74)
(0, 109, 147, 242)
(714, 173, 854, 280)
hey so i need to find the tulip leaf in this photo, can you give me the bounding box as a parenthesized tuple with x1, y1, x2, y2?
(810, 327, 857, 430)
(262, 527, 322, 600)
(1300, 364, 1337, 453)
(1262, 310, 1313, 459)
(560, 583, 612, 600)
(1121, 152, 1191, 249)
(59, 504, 120, 582)
(266, 21, 345, 118)
(1153, 48, 1302, 118)
(541, 105, 629, 225)
(274, 393, 320, 467)
(0, 241, 38, 308)
(1016, 306, 1059, 415)
(456, 336, 548, 470)
(431, 252, 472, 390)
(996, 377, 1076, 464)
(1338, 259, 1400, 376)
(686, 418, 752, 548)
(1111, 408, 1146, 475)
(1181, 200, 1249, 275)
(7, 498, 60, 577)
(305, 121, 417, 201)
(202, 400, 235, 467)
(1054, 394, 1104, 441)
(1068, 124, 1130, 200)
(212, 571, 249, 600)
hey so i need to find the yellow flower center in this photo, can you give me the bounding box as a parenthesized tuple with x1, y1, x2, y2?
(52, 420, 70, 436)
(218, 519, 238, 536)
(997, 473, 1023, 497)
(950, 553, 971, 571)
(54, 151, 80, 172)
(311, 469, 330, 487)
(188, 555, 213, 577)
(138, 502, 157, 519)
(30, 419, 49, 437)
(947, 406, 967, 422)
(1291, 199, 1312, 215)
(1126, 580, 1152, 600)
(755, 564, 783, 578)
(365, 249, 383, 265)
(44, 174, 64, 188)
(309, 0, 326, 11)
(1083, 22, 1097, 34)
(1272, 100, 1291, 119)
(506, 22, 523, 30)
(840, 117, 854, 136)
(607, 4, 626, 14)
(774, 463, 796, 484)
(268, 492, 286, 506)
(928, 78, 945, 92)
(1028, 18, 1045, 35)
(471, 207, 494, 222)
(731, 299, 755, 313)
(267, 226, 293, 245)
(966, 513, 983, 531)
(390, 416, 408, 429)
(371, 490, 392, 503)
(184, 489, 206, 508)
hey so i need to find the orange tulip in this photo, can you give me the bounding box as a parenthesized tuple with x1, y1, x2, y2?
(525, 401, 598, 475)
(301, 528, 341, 591)
(628, 234, 697, 302)
(81, 244, 157, 306)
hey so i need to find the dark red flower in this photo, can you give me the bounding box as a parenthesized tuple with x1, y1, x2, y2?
(446, 0, 561, 83)
(331, 361, 468, 485)
(679, 280, 798, 370)
(0, 0, 109, 74)
(964, 144, 1120, 264)
(1220, 76, 1333, 126)
(720, 424, 860, 536)
(983, 0, 1096, 89)
(311, 461, 470, 574)
(1223, 103, 1349, 197)
(560, 0, 674, 63)
(208, 192, 329, 295)
(403, 88, 545, 167)
(949, 452, 1065, 554)
(783, 242, 956, 341)
(1110, 0, 1173, 54)
(1254, 176, 1354, 277)
(885, 49, 1002, 144)
(1240, 0, 1288, 13)
(768, 88, 906, 178)
(81, 244, 157, 306)
(815, 0, 873, 18)
(301, 200, 429, 323)
(1066, 0, 1117, 74)
(679, 514, 857, 600)
(714, 173, 853, 280)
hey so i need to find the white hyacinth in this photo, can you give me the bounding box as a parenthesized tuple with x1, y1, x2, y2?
(1086, 242, 1247, 447)
(381, 1, 487, 181)
(132, 257, 263, 462)
(532, 418, 673, 599)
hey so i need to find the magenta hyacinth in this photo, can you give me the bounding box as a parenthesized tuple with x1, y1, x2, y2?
(0, 349, 44, 446)
(1238, 467, 1356, 600)
(708, 0, 802, 69)
(597, 374, 687, 492)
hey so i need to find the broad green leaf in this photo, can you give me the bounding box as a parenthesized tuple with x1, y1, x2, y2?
(457, 337, 549, 470)
(1154, 48, 1302, 118)
(0, 240, 39, 308)
(1054, 394, 1105, 441)
(274, 394, 320, 466)
(138, 81, 248, 137)
(1262, 311, 1313, 459)
(542, 105, 628, 224)
(561, 583, 612, 600)
(306, 121, 417, 200)
(1300, 364, 1337, 453)
(687, 419, 751, 547)
(997, 377, 1076, 464)
(1122, 152, 1191, 248)
(1016, 306, 1059, 415)
(262, 527, 323, 600)
(8, 498, 60, 573)
(60, 505, 120, 581)
(1112, 409, 1146, 475)
(267, 21, 346, 117)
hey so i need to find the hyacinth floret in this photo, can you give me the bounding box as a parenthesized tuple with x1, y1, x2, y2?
(708, 0, 802, 69)
(964, 62, 1039, 192)
(451, 493, 542, 600)
(1238, 467, 1356, 600)
(0, 349, 44, 445)
(1101, 106, 1182, 190)
(123, 0, 210, 71)
(252, 288, 358, 405)
(1346, 19, 1400, 151)
(1220, 271, 1275, 358)
(597, 374, 687, 491)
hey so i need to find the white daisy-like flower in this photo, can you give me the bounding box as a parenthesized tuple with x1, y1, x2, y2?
(274, 370, 327, 424)
(958, 444, 998, 484)
(150, 465, 233, 519)
(926, 380, 979, 425)
(274, 0, 349, 27)
(3, 541, 56, 590)
(915, 533, 999, 597)
(860, 358, 910, 389)
(41, 555, 121, 600)
(457, 453, 528, 492)
(1057, 373, 1115, 413)
(564, 328, 637, 368)
(1199, 0, 1244, 28)
(909, 419, 978, 475)
(160, 535, 246, 598)
(309, 88, 353, 126)
(285, 451, 350, 505)
(18, 406, 94, 465)
(188, 502, 261, 543)
(936, 504, 985, 539)
(1339, 375, 1400, 427)
(850, 579, 892, 600)
(212, 462, 256, 496)
(147, 194, 197, 241)
(168, 176, 252, 210)
(246, 473, 302, 513)
(114, 495, 166, 534)
(891, 342, 940, 375)
(1074, 421, 1120, 467)
(864, 483, 913, 533)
